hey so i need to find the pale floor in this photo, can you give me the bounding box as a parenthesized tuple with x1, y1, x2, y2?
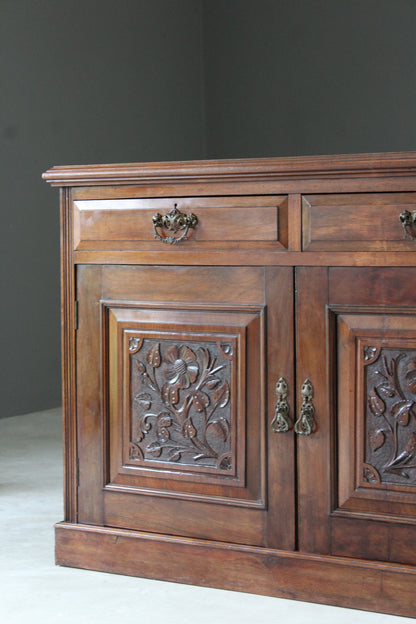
(0, 408, 413, 624)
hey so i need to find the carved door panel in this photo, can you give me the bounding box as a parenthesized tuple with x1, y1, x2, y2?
(297, 267, 416, 565)
(76, 264, 296, 549)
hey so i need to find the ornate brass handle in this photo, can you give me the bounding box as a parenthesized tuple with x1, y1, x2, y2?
(271, 377, 290, 433)
(399, 210, 416, 240)
(153, 204, 198, 245)
(294, 379, 315, 436)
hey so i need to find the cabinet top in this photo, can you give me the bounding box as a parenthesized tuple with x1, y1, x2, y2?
(42, 151, 416, 187)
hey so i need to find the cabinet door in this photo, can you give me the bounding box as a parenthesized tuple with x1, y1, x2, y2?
(75, 264, 295, 549)
(297, 267, 416, 565)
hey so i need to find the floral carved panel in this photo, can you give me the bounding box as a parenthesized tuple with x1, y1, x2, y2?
(364, 347, 416, 486)
(128, 335, 237, 476)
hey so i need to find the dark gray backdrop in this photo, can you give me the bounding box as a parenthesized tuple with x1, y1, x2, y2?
(1, 0, 416, 418)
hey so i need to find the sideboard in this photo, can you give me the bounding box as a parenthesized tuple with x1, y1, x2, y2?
(43, 152, 416, 617)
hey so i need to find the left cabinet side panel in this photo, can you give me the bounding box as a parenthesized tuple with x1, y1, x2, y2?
(60, 187, 78, 523)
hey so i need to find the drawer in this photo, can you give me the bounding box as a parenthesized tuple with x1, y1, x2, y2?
(73, 195, 288, 251)
(302, 193, 416, 251)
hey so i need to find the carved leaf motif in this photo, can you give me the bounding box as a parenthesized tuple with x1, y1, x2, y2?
(157, 414, 172, 428)
(183, 420, 196, 439)
(406, 365, 416, 394)
(199, 347, 210, 371)
(136, 361, 146, 373)
(192, 391, 210, 412)
(168, 449, 182, 462)
(146, 441, 162, 457)
(387, 449, 413, 471)
(405, 432, 416, 455)
(156, 413, 172, 444)
(212, 380, 230, 408)
(392, 400, 414, 426)
(158, 428, 170, 443)
(147, 343, 161, 368)
(369, 429, 386, 451)
(161, 382, 179, 406)
(135, 392, 152, 410)
(206, 378, 220, 390)
(377, 384, 395, 399)
(207, 418, 230, 442)
(368, 388, 385, 417)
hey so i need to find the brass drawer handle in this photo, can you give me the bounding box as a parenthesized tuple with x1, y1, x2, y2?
(153, 204, 198, 245)
(294, 379, 315, 436)
(271, 377, 290, 433)
(400, 210, 416, 240)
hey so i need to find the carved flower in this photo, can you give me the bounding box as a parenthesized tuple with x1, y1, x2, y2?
(163, 345, 199, 388)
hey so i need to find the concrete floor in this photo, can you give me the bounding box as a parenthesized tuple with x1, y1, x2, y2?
(0, 408, 413, 624)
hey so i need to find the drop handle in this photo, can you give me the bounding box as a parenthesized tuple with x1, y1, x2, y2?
(153, 204, 198, 245)
(294, 379, 315, 436)
(271, 377, 290, 433)
(399, 210, 416, 240)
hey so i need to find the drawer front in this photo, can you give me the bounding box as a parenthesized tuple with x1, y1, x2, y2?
(73, 195, 287, 251)
(302, 193, 416, 251)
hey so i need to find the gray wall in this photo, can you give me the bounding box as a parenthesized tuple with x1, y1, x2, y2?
(2, 0, 416, 418)
(203, 0, 416, 158)
(0, 0, 205, 418)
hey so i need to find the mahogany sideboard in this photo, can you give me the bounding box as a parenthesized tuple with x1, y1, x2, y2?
(43, 152, 416, 617)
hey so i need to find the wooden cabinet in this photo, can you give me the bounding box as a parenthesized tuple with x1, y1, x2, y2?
(76, 264, 295, 549)
(297, 267, 416, 564)
(43, 153, 416, 617)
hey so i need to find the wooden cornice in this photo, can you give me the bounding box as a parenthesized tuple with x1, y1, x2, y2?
(42, 151, 416, 187)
